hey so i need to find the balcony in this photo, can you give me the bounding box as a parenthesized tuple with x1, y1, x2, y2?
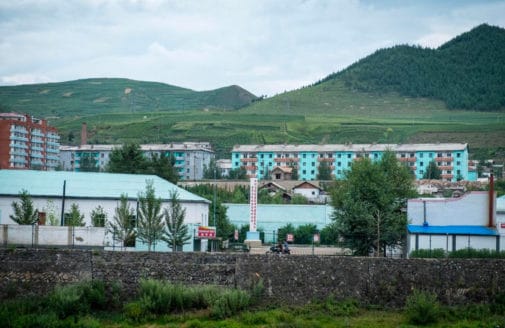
(441, 174, 453, 180)
(435, 157, 453, 162)
(46, 148, 59, 153)
(31, 145, 43, 151)
(241, 157, 258, 163)
(47, 141, 60, 146)
(10, 142, 28, 149)
(274, 157, 299, 163)
(438, 165, 453, 171)
(10, 135, 28, 142)
(317, 158, 334, 162)
(30, 153, 43, 159)
(11, 158, 27, 164)
(46, 155, 59, 160)
(47, 133, 60, 139)
(398, 157, 417, 163)
(10, 126, 27, 133)
(244, 165, 257, 170)
(31, 130, 44, 137)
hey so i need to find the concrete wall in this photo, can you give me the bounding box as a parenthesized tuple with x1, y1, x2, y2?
(408, 192, 495, 226)
(1, 249, 505, 308)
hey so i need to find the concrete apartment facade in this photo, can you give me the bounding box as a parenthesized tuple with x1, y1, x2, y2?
(0, 112, 60, 170)
(231, 143, 473, 182)
(60, 142, 214, 180)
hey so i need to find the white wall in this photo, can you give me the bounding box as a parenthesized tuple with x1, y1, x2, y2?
(408, 234, 503, 253)
(293, 188, 320, 199)
(408, 192, 495, 226)
(0, 225, 105, 247)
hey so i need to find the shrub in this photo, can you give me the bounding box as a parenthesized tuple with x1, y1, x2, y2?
(409, 248, 446, 258)
(49, 280, 107, 318)
(324, 297, 360, 316)
(210, 289, 251, 319)
(124, 301, 147, 322)
(404, 290, 440, 325)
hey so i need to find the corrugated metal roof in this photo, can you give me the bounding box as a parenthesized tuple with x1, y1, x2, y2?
(60, 142, 213, 152)
(232, 143, 468, 153)
(408, 225, 498, 236)
(0, 170, 209, 203)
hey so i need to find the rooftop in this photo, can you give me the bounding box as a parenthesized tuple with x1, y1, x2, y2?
(0, 170, 209, 203)
(232, 143, 468, 153)
(60, 142, 214, 152)
(408, 225, 498, 236)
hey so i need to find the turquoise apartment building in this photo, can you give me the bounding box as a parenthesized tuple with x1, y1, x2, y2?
(231, 143, 474, 182)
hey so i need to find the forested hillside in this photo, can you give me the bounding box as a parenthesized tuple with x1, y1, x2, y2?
(0, 78, 257, 117)
(318, 24, 505, 111)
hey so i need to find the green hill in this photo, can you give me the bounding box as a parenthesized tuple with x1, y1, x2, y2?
(0, 78, 258, 116)
(316, 24, 505, 111)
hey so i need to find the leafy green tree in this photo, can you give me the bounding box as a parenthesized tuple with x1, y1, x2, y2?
(106, 143, 147, 174)
(228, 167, 247, 180)
(10, 190, 39, 225)
(65, 203, 85, 226)
(136, 181, 165, 251)
(295, 224, 318, 244)
(91, 205, 107, 227)
(277, 223, 295, 243)
(291, 167, 299, 180)
(423, 161, 442, 179)
(203, 159, 222, 180)
(107, 194, 136, 247)
(317, 161, 332, 180)
(79, 153, 99, 172)
(331, 151, 416, 256)
(291, 194, 309, 204)
(145, 153, 179, 183)
(162, 191, 191, 251)
(43, 200, 59, 226)
(320, 222, 339, 245)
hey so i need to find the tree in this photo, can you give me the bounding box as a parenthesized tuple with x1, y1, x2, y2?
(65, 203, 85, 226)
(162, 191, 191, 251)
(203, 159, 222, 180)
(79, 153, 99, 172)
(295, 224, 318, 244)
(43, 200, 59, 226)
(291, 167, 299, 180)
(145, 153, 179, 184)
(228, 167, 247, 180)
(107, 194, 136, 247)
(423, 161, 442, 179)
(136, 181, 165, 251)
(317, 161, 332, 180)
(91, 205, 107, 227)
(331, 151, 416, 256)
(10, 190, 39, 225)
(106, 143, 146, 174)
(277, 223, 295, 243)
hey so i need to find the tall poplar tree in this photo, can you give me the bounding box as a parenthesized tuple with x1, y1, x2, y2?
(136, 181, 165, 251)
(162, 191, 191, 251)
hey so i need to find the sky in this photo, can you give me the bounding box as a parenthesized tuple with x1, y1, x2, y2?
(1, 0, 504, 97)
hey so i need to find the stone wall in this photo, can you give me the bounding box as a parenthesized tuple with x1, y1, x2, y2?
(1, 249, 505, 307)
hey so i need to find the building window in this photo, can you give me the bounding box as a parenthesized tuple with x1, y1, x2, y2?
(457, 170, 461, 174)
(235, 162, 239, 166)
(347, 154, 351, 159)
(269, 154, 272, 158)
(457, 153, 461, 158)
(429, 153, 433, 158)
(260, 154, 264, 159)
(302, 170, 306, 174)
(456, 161, 461, 166)
(235, 154, 239, 158)
(337, 170, 341, 174)
(303, 162, 306, 166)
(419, 153, 423, 158)
(310, 170, 314, 174)
(311, 162, 315, 166)
(303, 154, 306, 158)
(420, 162, 424, 167)
(337, 154, 341, 158)
(374, 153, 378, 158)
(420, 170, 424, 175)
(337, 162, 341, 167)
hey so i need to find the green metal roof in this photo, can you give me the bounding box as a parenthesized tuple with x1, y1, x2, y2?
(0, 170, 209, 203)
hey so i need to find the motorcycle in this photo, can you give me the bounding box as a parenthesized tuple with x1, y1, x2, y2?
(266, 245, 290, 254)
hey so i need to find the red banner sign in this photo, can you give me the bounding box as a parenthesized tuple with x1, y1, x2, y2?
(197, 226, 216, 239)
(286, 233, 294, 242)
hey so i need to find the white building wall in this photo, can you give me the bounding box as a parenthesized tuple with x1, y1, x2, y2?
(293, 188, 320, 199)
(408, 192, 495, 226)
(0, 195, 209, 251)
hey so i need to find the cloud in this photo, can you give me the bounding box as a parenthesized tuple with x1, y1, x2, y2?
(0, 0, 504, 95)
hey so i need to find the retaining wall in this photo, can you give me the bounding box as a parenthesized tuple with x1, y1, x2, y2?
(1, 249, 504, 307)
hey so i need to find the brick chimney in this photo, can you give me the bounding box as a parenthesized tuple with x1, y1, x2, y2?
(81, 122, 87, 146)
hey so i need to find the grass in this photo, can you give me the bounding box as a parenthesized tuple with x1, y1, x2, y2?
(2, 78, 505, 159)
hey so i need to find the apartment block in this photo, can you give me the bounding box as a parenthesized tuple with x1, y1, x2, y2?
(231, 143, 473, 182)
(59, 142, 214, 180)
(0, 112, 60, 170)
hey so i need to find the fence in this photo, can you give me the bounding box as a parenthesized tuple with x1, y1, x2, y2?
(0, 224, 106, 249)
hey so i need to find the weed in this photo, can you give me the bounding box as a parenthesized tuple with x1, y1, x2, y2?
(404, 290, 440, 325)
